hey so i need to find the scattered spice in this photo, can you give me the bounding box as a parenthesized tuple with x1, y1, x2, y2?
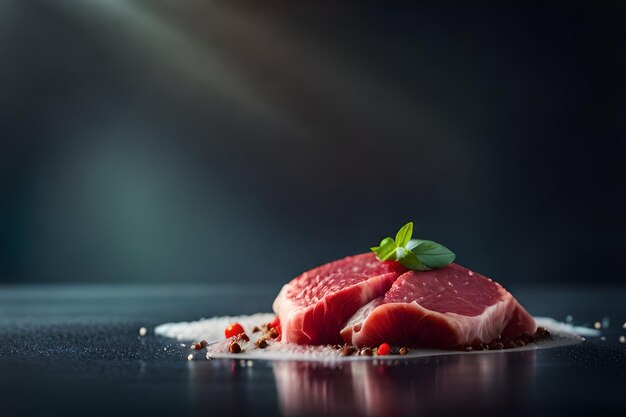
(229, 342, 242, 354)
(225, 323, 245, 339)
(377, 343, 391, 356)
(535, 326, 550, 337)
(252, 326, 260, 333)
(399, 347, 409, 355)
(455, 328, 551, 351)
(239, 333, 250, 342)
(256, 339, 269, 349)
(269, 330, 279, 339)
(489, 342, 504, 350)
(360, 347, 373, 356)
(341, 346, 357, 356)
(192, 340, 208, 350)
(504, 340, 517, 349)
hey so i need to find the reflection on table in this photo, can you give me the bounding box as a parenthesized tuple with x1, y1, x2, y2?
(273, 352, 536, 417)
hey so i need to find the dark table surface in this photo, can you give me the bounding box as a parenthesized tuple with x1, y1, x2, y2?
(1, 284, 625, 417)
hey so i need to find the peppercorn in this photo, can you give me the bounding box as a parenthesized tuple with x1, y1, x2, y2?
(504, 340, 517, 349)
(229, 342, 241, 354)
(341, 346, 357, 356)
(360, 347, 373, 356)
(225, 323, 245, 339)
(535, 327, 550, 337)
(377, 343, 391, 356)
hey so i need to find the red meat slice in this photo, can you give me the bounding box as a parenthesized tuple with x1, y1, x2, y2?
(272, 253, 406, 345)
(340, 264, 536, 348)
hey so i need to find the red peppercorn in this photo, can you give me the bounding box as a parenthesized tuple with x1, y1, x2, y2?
(224, 323, 245, 339)
(377, 343, 391, 356)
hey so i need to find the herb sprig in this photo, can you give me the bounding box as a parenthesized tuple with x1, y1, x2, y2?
(370, 222, 455, 271)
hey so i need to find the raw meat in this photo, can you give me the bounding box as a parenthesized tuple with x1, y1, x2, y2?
(273, 253, 536, 348)
(272, 253, 406, 344)
(340, 264, 536, 348)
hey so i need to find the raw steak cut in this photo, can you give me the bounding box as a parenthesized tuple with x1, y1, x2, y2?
(272, 253, 406, 344)
(340, 264, 536, 348)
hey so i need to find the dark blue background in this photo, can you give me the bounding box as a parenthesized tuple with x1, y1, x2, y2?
(1, 0, 624, 285)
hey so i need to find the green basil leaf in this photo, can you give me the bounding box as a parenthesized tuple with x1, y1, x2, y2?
(371, 223, 455, 271)
(405, 238, 425, 251)
(411, 240, 456, 268)
(397, 248, 430, 271)
(394, 222, 413, 248)
(379, 237, 395, 247)
(371, 237, 397, 261)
